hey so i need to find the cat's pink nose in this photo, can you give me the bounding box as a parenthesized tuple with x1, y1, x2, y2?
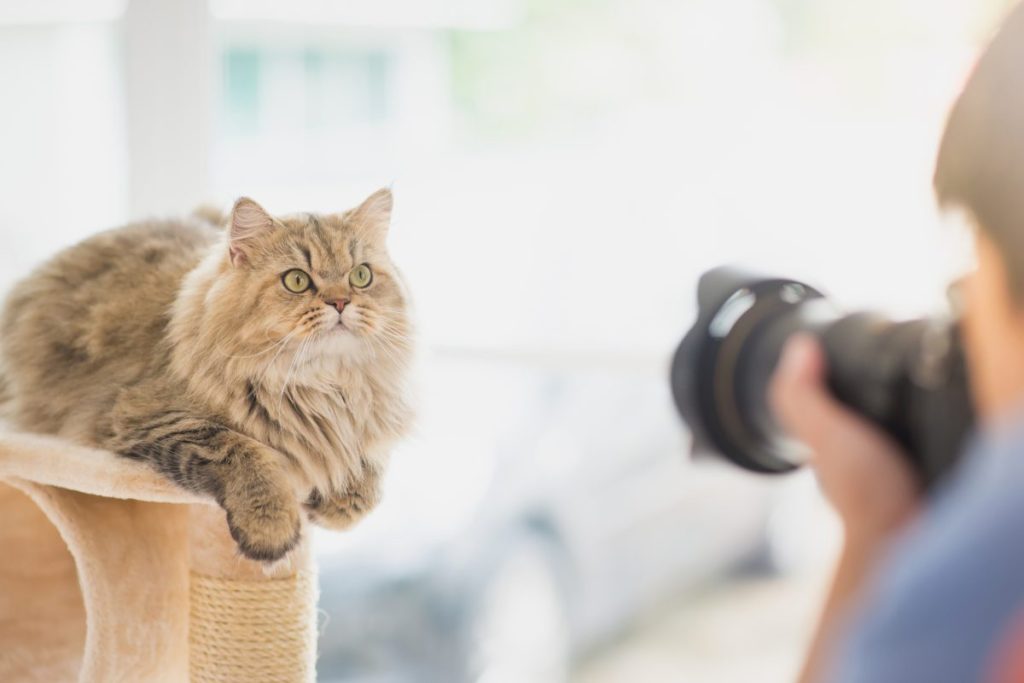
(326, 298, 349, 313)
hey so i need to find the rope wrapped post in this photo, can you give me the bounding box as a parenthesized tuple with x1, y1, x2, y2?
(0, 430, 319, 683)
(188, 504, 318, 683)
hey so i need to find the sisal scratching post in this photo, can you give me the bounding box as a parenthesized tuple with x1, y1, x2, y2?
(187, 504, 318, 683)
(0, 429, 318, 683)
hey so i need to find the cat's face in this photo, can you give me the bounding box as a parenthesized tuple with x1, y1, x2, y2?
(217, 189, 410, 370)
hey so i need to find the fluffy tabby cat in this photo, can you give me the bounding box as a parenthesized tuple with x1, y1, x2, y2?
(0, 189, 413, 562)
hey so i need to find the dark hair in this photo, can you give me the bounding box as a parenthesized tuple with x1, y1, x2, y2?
(934, 2, 1024, 296)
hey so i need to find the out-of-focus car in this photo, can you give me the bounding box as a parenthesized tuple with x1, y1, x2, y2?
(315, 352, 781, 682)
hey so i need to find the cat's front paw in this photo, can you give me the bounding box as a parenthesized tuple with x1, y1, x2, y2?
(305, 481, 380, 531)
(223, 490, 302, 563)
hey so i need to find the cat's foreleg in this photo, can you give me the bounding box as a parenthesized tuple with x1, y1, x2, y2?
(109, 413, 302, 562)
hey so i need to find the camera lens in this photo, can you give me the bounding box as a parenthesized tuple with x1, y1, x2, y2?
(671, 266, 973, 488)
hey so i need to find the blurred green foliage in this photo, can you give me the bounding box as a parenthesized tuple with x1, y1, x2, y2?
(448, 0, 1017, 139)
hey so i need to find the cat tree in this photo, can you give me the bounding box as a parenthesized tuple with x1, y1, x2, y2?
(0, 429, 318, 683)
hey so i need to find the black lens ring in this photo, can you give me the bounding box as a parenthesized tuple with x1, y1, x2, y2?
(708, 281, 807, 473)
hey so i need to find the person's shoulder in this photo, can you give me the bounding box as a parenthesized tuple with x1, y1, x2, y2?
(832, 438, 1024, 683)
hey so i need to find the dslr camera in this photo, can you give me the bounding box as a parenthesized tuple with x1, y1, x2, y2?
(670, 266, 974, 489)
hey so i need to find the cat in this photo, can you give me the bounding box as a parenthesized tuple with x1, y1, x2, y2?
(0, 189, 413, 562)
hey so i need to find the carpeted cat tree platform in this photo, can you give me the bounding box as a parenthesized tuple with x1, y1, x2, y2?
(0, 429, 318, 683)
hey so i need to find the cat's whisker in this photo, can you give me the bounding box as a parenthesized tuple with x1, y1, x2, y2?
(278, 336, 310, 397)
(371, 340, 410, 361)
(254, 324, 312, 392)
(262, 332, 300, 379)
(373, 334, 409, 353)
(370, 336, 409, 367)
(376, 332, 411, 348)
(372, 317, 410, 333)
(372, 331, 411, 352)
(216, 327, 303, 360)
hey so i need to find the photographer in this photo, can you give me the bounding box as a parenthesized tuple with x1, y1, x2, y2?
(771, 4, 1024, 682)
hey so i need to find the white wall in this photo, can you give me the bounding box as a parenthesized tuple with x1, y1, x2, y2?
(0, 23, 128, 291)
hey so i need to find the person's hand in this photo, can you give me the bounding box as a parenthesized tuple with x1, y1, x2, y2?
(770, 334, 922, 544)
(773, 335, 924, 683)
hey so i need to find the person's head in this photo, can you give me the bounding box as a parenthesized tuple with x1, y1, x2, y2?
(934, 1, 1024, 422)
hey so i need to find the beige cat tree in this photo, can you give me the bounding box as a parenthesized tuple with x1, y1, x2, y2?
(0, 429, 318, 683)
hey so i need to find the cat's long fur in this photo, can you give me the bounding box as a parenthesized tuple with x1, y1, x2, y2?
(0, 189, 413, 561)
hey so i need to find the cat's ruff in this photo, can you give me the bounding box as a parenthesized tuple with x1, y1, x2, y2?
(0, 426, 318, 683)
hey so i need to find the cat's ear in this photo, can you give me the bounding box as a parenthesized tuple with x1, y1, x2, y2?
(348, 188, 393, 241)
(229, 197, 274, 266)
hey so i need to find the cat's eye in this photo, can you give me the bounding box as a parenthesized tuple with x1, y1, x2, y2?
(282, 269, 312, 293)
(349, 264, 373, 288)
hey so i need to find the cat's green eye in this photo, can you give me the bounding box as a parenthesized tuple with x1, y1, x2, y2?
(349, 264, 373, 288)
(282, 269, 311, 293)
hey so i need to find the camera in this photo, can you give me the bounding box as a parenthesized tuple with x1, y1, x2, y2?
(670, 266, 974, 489)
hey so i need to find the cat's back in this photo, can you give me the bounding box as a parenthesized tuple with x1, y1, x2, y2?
(0, 218, 218, 438)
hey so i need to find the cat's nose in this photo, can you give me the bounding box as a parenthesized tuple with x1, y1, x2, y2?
(325, 298, 349, 313)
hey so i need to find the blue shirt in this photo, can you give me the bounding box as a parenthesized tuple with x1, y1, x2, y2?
(832, 419, 1024, 682)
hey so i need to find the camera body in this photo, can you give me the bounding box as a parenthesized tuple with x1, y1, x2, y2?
(671, 267, 974, 489)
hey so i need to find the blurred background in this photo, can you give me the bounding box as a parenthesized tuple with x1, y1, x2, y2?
(0, 0, 1016, 681)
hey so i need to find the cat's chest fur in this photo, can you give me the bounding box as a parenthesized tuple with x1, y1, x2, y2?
(230, 366, 391, 494)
